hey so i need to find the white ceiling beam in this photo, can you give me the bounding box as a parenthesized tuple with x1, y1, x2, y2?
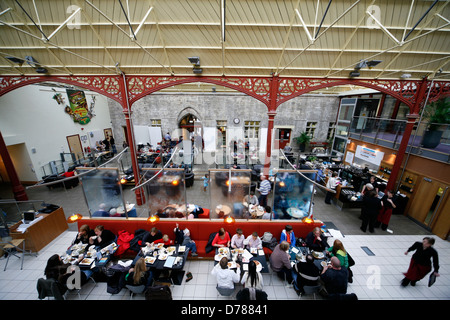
(134, 6, 153, 36)
(47, 7, 81, 41)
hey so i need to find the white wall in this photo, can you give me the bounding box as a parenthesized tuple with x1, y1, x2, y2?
(0, 84, 113, 181)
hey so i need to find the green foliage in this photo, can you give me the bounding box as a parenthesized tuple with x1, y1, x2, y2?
(423, 98, 450, 131)
(294, 131, 312, 145)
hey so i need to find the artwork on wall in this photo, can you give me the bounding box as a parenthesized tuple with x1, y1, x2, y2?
(65, 89, 95, 125)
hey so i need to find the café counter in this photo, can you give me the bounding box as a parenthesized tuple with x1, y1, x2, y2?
(9, 207, 68, 252)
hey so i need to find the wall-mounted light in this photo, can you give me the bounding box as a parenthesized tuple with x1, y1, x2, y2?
(67, 213, 83, 223)
(224, 216, 235, 224)
(147, 215, 160, 225)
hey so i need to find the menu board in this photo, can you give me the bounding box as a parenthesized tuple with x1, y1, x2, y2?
(355, 145, 384, 166)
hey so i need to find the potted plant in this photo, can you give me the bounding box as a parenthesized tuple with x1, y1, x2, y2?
(294, 131, 312, 152)
(421, 98, 450, 149)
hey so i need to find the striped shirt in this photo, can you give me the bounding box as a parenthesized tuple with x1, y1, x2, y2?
(258, 180, 271, 195)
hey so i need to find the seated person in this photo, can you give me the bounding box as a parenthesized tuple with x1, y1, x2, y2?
(274, 194, 290, 219)
(143, 227, 163, 246)
(44, 254, 72, 282)
(244, 232, 263, 250)
(269, 241, 294, 285)
(280, 225, 296, 247)
(89, 225, 116, 249)
(126, 257, 152, 288)
(231, 228, 245, 249)
(212, 228, 231, 248)
(92, 203, 110, 217)
(241, 260, 264, 291)
(305, 227, 328, 252)
(152, 234, 174, 246)
(243, 193, 259, 206)
(180, 227, 198, 257)
(261, 206, 274, 220)
(327, 239, 349, 269)
(72, 224, 94, 245)
(211, 257, 240, 290)
(293, 254, 320, 294)
(320, 256, 349, 295)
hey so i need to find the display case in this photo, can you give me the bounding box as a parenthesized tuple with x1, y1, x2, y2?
(77, 167, 128, 218)
(209, 169, 251, 219)
(142, 168, 187, 218)
(272, 169, 316, 220)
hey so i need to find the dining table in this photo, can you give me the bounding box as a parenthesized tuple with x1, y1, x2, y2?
(288, 246, 330, 271)
(132, 243, 190, 285)
(214, 247, 269, 274)
(63, 241, 119, 273)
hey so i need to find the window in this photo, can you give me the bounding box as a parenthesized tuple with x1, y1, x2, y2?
(327, 122, 335, 140)
(216, 120, 227, 147)
(151, 119, 161, 127)
(306, 122, 317, 139)
(244, 121, 260, 139)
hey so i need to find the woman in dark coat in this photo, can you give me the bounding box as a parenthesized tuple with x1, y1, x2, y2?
(375, 190, 396, 231)
(360, 190, 382, 233)
(402, 237, 440, 287)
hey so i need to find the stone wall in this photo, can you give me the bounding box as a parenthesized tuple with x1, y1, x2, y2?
(108, 92, 339, 150)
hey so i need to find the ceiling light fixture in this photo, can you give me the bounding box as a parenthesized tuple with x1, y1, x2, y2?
(188, 56, 200, 66)
(5, 56, 25, 64)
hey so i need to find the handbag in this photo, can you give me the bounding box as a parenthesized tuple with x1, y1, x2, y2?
(145, 285, 172, 300)
(428, 273, 437, 287)
(347, 253, 355, 267)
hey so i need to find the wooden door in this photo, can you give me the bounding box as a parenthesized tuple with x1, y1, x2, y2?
(408, 178, 449, 231)
(275, 128, 291, 150)
(429, 187, 449, 240)
(66, 134, 83, 161)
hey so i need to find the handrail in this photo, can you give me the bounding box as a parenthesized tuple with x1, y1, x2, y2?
(279, 149, 336, 194)
(26, 147, 130, 189)
(0, 199, 45, 204)
(131, 146, 179, 191)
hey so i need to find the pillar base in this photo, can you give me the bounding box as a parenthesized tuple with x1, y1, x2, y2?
(12, 184, 28, 201)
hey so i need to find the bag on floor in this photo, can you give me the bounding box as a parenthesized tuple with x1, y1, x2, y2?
(145, 285, 172, 300)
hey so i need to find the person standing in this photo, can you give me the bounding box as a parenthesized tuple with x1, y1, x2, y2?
(402, 237, 440, 287)
(257, 175, 271, 207)
(324, 172, 338, 204)
(202, 173, 209, 192)
(360, 190, 382, 233)
(375, 190, 396, 231)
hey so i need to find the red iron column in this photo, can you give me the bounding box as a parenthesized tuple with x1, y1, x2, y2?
(120, 75, 145, 206)
(0, 131, 28, 201)
(263, 75, 280, 175)
(386, 79, 428, 190)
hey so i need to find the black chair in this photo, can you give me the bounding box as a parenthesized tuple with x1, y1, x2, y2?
(36, 278, 67, 300)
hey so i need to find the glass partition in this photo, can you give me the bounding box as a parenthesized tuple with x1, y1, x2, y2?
(272, 169, 316, 220)
(142, 168, 187, 219)
(77, 167, 128, 218)
(209, 169, 251, 220)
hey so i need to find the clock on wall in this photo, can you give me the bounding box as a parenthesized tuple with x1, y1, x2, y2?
(233, 118, 240, 124)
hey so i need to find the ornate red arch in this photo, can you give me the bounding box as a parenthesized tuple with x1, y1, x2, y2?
(0, 75, 124, 105)
(125, 75, 273, 107)
(276, 78, 424, 110)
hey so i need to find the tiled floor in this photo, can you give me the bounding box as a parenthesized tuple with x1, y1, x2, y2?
(0, 174, 449, 301)
(1, 230, 449, 300)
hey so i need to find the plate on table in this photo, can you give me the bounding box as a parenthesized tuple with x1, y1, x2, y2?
(312, 251, 325, 259)
(232, 248, 244, 255)
(156, 243, 164, 249)
(321, 260, 328, 267)
(227, 261, 237, 269)
(167, 246, 176, 254)
(218, 247, 229, 255)
(158, 254, 168, 260)
(79, 258, 94, 266)
(145, 257, 156, 264)
(253, 260, 263, 272)
(250, 248, 258, 254)
(178, 246, 186, 253)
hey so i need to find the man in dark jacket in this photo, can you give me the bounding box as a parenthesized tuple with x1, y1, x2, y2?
(320, 257, 348, 295)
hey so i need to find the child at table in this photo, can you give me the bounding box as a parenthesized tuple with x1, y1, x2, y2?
(152, 234, 174, 246)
